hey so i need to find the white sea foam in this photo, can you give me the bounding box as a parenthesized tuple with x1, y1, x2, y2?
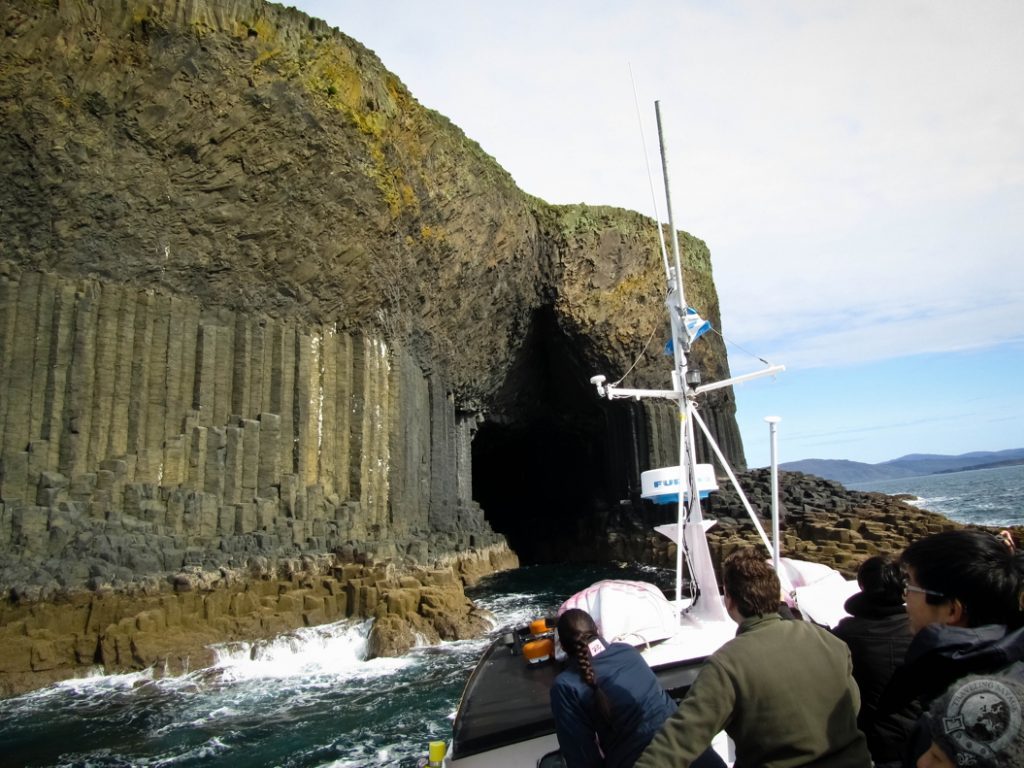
(137, 735, 233, 765)
(0, 667, 159, 713)
(474, 591, 549, 630)
(211, 618, 411, 683)
(1, 618, 414, 725)
(858, 464, 1024, 527)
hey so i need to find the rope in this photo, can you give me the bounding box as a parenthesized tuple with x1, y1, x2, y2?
(710, 327, 775, 367)
(610, 323, 661, 388)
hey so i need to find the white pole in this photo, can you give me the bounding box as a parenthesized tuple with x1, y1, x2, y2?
(655, 101, 686, 302)
(675, 411, 685, 617)
(690, 408, 774, 555)
(765, 416, 782, 573)
(655, 101, 695, 621)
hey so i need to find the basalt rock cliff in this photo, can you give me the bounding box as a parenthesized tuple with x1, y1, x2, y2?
(0, 0, 744, 691)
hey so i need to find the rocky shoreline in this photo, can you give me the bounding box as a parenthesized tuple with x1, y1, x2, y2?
(0, 544, 518, 698)
(3, 470, 1018, 700)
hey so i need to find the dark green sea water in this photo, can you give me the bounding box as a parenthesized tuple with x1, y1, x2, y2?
(0, 563, 672, 768)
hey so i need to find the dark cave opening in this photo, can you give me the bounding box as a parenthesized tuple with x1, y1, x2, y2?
(470, 306, 649, 563)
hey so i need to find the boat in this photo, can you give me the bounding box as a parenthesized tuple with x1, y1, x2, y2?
(442, 102, 858, 768)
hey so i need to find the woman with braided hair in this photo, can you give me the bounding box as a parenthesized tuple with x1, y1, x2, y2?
(549, 608, 725, 768)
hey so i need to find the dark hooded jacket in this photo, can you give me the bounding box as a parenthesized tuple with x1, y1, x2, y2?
(873, 622, 1024, 767)
(832, 591, 914, 763)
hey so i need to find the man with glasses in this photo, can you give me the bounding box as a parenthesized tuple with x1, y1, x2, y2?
(872, 529, 1024, 767)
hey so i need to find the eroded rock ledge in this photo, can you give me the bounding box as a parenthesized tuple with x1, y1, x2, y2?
(0, 544, 518, 698)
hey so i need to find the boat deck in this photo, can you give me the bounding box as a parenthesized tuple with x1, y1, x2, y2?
(450, 630, 713, 760)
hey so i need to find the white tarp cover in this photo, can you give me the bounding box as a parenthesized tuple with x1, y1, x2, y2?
(777, 557, 858, 629)
(556, 579, 679, 658)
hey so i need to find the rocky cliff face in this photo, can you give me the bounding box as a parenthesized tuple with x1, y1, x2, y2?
(0, 0, 743, 606)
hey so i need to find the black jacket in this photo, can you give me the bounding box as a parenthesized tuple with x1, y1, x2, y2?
(874, 622, 1024, 766)
(832, 596, 913, 763)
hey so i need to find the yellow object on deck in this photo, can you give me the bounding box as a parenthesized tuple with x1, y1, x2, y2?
(427, 740, 446, 765)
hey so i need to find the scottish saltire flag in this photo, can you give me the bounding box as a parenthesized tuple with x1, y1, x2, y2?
(665, 308, 712, 354)
(685, 307, 712, 341)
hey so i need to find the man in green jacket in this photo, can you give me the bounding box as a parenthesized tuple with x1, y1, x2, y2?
(636, 548, 872, 768)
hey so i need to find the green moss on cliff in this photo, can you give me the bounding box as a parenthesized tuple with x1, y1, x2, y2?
(0, 0, 730, 409)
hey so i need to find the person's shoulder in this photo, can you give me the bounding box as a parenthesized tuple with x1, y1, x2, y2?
(834, 614, 854, 629)
(910, 623, 1007, 657)
(553, 665, 582, 689)
(602, 640, 651, 658)
(600, 641, 648, 666)
(832, 616, 854, 640)
(840, 610, 911, 637)
(1006, 624, 1024, 648)
(797, 617, 846, 637)
(776, 615, 851, 647)
(606, 640, 636, 652)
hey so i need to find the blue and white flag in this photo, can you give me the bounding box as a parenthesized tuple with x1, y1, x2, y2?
(684, 307, 712, 342)
(665, 308, 712, 354)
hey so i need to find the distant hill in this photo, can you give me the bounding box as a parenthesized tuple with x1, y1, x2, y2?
(780, 448, 1024, 486)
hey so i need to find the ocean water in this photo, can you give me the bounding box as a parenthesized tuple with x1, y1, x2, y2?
(0, 563, 671, 768)
(848, 463, 1024, 528)
(3, 466, 1019, 766)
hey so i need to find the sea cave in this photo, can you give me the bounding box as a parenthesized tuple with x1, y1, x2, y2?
(470, 306, 657, 563)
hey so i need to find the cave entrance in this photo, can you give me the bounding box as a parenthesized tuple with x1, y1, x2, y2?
(470, 306, 646, 563)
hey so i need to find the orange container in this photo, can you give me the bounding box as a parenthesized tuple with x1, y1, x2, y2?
(529, 618, 548, 636)
(523, 637, 554, 664)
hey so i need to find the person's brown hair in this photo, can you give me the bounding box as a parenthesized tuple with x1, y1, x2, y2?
(722, 548, 781, 617)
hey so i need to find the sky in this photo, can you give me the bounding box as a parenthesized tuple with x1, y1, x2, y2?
(291, 1, 1024, 467)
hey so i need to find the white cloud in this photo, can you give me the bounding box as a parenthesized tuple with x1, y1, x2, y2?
(753, 297, 1024, 370)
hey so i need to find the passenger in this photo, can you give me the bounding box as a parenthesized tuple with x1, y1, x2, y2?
(832, 555, 915, 765)
(550, 608, 724, 768)
(916, 674, 1024, 767)
(635, 548, 871, 768)
(873, 529, 1024, 766)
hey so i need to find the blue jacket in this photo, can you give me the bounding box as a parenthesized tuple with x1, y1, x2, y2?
(550, 639, 676, 768)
